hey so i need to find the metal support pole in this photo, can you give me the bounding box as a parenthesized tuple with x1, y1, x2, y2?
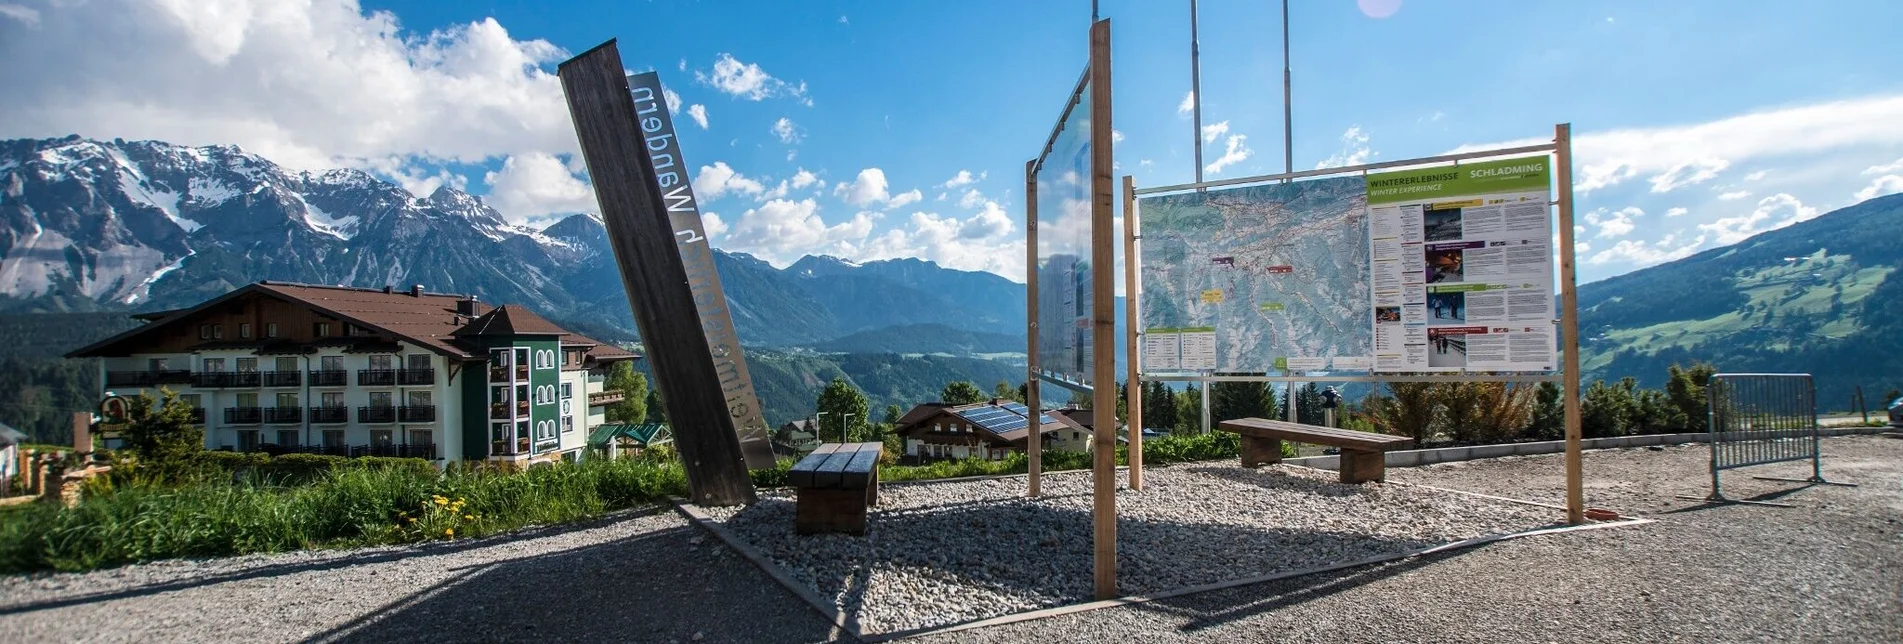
(1281, 0, 1293, 176)
(1190, 0, 1204, 186)
(1200, 382, 1212, 434)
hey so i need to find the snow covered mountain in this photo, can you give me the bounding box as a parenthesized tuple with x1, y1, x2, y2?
(0, 136, 1030, 348)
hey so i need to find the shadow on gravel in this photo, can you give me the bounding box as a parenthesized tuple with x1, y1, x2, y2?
(1660, 481, 1819, 515)
(1178, 465, 1378, 498)
(1128, 547, 1477, 634)
(717, 492, 1454, 637)
(303, 522, 845, 644)
(0, 506, 672, 618)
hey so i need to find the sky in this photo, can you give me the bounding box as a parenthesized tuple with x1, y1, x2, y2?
(2, 0, 1901, 286)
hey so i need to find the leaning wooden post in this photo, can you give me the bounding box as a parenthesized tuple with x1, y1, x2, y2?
(1556, 123, 1585, 525)
(1122, 175, 1143, 491)
(557, 41, 755, 506)
(1025, 159, 1043, 498)
(1088, 18, 1118, 601)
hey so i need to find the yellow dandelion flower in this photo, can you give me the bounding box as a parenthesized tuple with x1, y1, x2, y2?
(444, 528, 454, 537)
(434, 497, 448, 506)
(407, 517, 417, 524)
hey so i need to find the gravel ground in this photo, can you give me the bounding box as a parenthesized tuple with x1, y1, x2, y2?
(0, 508, 842, 643)
(703, 464, 1555, 634)
(1, 436, 1896, 643)
(916, 435, 1903, 643)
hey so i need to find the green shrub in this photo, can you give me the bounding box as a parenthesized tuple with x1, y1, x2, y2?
(749, 459, 795, 488)
(350, 456, 435, 475)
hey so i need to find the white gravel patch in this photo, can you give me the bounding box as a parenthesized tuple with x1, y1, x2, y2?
(704, 463, 1558, 634)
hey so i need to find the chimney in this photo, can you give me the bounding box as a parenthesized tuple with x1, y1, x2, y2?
(382, 285, 393, 294)
(410, 284, 424, 297)
(456, 295, 481, 316)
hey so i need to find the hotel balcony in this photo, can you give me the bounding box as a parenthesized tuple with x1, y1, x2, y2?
(308, 370, 348, 387)
(262, 406, 303, 424)
(398, 405, 437, 423)
(489, 400, 530, 420)
(588, 390, 626, 406)
(197, 372, 262, 388)
(261, 371, 302, 387)
(187, 407, 206, 424)
(358, 406, 397, 424)
(308, 406, 348, 424)
(104, 370, 194, 388)
(396, 368, 436, 386)
(224, 407, 262, 424)
(357, 369, 397, 387)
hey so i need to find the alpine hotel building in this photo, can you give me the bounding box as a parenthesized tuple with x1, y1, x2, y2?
(67, 281, 638, 465)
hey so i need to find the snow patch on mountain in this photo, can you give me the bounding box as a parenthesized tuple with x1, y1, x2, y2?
(124, 251, 194, 305)
(300, 197, 359, 240)
(188, 177, 240, 205)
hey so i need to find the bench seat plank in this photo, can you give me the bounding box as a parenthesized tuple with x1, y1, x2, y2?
(787, 443, 844, 488)
(838, 445, 883, 489)
(1218, 418, 1413, 451)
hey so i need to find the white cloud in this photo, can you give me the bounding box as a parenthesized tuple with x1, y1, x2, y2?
(1863, 157, 1903, 175)
(936, 192, 948, 201)
(1316, 126, 1372, 169)
(1111, 129, 1124, 144)
(1854, 174, 1903, 201)
(662, 87, 682, 115)
(1584, 206, 1641, 238)
(685, 104, 708, 129)
(1697, 193, 1818, 244)
(760, 180, 790, 201)
(720, 198, 875, 266)
(838, 15, 849, 25)
(1205, 134, 1252, 175)
(693, 161, 766, 202)
(1140, 159, 1154, 167)
(1666, 207, 1689, 217)
(888, 189, 923, 209)
(959, 201, 1013, 238)
(1716, 190, 1751, 201)
(771, 117, 802, 144)
(0, 3, 41, 26)
(1450, 94, 1903, 194)
(958, 189, 986, 209)
(1589, 234, 1707, 267)
(1177, 91, 1195, 116)
(0, 0, 578, 183)
(481, 152, 595, 222)
(1201, 120, 1229, 143)
(702, 212, 728, 239)
(1744, 170, 1768, 181)
(1648, 158, 1729, 193)
(942, 169, 984, 188)
(693, 53, 808, 103)
(790, 168, 818, 189)
(833, 167, 890, 207)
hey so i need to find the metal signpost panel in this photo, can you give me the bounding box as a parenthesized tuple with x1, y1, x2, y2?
(1695, 373, 1857, 505)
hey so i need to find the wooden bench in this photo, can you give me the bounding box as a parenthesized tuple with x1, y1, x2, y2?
(1216, 418, 1414, 484)
(787, 442, 883, 535)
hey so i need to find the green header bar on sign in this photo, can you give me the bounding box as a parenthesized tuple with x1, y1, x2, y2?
(1365, 155, 1552, 205)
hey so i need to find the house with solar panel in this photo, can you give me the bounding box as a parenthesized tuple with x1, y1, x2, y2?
(892, 399, 1092, 461)
(66, 281, 639, 466)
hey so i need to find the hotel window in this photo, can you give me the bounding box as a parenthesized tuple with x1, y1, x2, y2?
(320, 392, 344, 408)
(148, 358, 169, 371)
(199, 324, 212, 339)
(371, 430, 393, 447)
(562, 415, 574, 433)
(407, 390, 432, 407)
(236, 393, 258, 408)
(322, 430, 344, 447)
(406, 353, 430, 371)
(560, 383, 573, 399)
(266, 323, 278, 338)
(204, 357, 226, 372)
(239, 323, 252, 338)
(320, 355, 343, 371)
(275, 356, 297, 373)
(368, 354, 394, 371)
(276, 430, 298, 447)
(276, 392, 298, 408)
(369, 391, 393, 408)
(180, 393, 200, 411)
(314, 322, 331, 337)
(235, 358, 257, 372)
(212, 324, 224, 339)
(408, 429, 432, 447)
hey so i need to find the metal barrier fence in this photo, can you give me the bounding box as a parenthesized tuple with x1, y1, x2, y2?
(1697, 373, 1853, 504)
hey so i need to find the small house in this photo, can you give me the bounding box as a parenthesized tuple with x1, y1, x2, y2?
(893, 399, 1091, 461)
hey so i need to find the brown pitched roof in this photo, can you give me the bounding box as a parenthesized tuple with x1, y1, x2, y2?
(454, 305, 567, 337)
(67, 282, 638, 364)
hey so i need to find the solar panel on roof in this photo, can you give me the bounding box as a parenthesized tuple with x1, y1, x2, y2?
(993, 417, 1029, 432)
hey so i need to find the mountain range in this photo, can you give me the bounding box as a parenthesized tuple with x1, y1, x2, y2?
(2, 135, 1897, 427)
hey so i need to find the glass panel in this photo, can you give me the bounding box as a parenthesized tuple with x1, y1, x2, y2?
(275, 357, 297, 372)
(237, 430, 257, 450)
(514, 348, 529, 366)
(369, 391, 392, 406)
(204, 358, 226, 372)
(240, 323, 251, 338)
(323, 430, 344, 447)
(371, 430, 393, 446)
(320, 355, 343, 371)
(368, 355, 393, 370)
(266, 323, 278, 338)
(276, 430, 298, 446)
(409, 430, 432, 445)
(180, 394, 200, 407)
(236, 393, 258, 407)
(560, 383, 573, 398)
(236, 358, 257, 372)
(407, 354, 431, 370)
(407, 390, 432, 406)
(276, 392, 298, 407)
(148, 358, 169, 371)
(321, 392, 344, 407)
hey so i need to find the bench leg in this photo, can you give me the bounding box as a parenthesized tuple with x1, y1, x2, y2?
(1339, 450, 1386, 484)
(1240, 435, 1284, 467)
(796, 487, 870, 535)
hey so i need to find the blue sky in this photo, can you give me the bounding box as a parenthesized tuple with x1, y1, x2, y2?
(4, 0, 1901, 285)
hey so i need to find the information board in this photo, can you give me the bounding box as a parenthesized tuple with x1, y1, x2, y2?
(1366, 156, 1555, 373)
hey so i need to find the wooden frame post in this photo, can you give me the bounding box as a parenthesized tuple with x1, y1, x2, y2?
(1556, 123, 1585, 525)
(1087, 18, 1118, 602)
(1025, 159, 1043, 498)
(1123, 175, 1143, 491)
(557, 41, 755, 506)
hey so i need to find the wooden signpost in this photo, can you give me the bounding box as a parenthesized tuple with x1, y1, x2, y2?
(557, 41, 755, 506)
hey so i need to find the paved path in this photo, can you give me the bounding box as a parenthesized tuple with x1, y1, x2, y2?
(2, 435, 1898, 643)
